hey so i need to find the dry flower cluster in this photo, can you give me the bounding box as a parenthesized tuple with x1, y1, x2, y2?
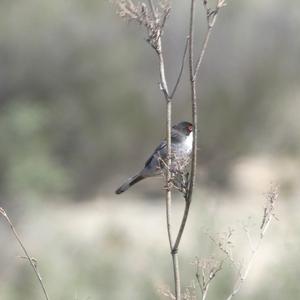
(159, 183, 278, 300)
(113, 0, 171, 52)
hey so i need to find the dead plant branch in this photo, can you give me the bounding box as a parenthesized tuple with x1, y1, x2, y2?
(0, 207, 50, 300)
(113, 1, 226, 299)
(225, 184, 279, 300)
(194, 256, 224, 300)
(193, 0, 226, 79)
(114, 0, 170, 53)
(170, 36, 190, 99)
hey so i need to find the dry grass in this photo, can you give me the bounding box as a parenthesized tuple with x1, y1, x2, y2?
(0, 178, 295, 299)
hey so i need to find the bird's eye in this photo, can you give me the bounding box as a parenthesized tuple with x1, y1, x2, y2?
(188, 125, 193, 132)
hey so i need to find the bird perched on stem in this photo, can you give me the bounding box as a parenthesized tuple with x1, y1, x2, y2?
(115, 121, 193, 194)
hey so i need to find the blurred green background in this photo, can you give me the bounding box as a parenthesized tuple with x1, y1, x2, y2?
(0, 0, 300, 299)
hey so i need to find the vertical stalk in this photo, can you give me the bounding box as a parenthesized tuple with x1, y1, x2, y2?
(188, 0, 197, 207)
(0, 208, 50, 300)
(115, 1, 225, 299)
(174, 0, 222, 252)
(173, 0, 197, 255)
(157, 37, 181, 299)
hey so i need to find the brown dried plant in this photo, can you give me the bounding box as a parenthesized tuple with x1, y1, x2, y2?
(113, 0, 171, 52)
(225, 184, 279, 300)
(113, 1, 226, 299)
(194, 256, 224, 300)
(0, 207, 50, 300)
(112, 3, 279, 300)
(199, 184, 279, 300)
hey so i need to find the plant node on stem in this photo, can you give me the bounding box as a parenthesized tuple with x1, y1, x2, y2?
(0, 207, 50, 300)
(113, 1, 226, 299)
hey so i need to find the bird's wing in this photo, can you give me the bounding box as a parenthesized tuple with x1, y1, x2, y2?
(144, 129, 182, 168)
(144, 140, 166, 168)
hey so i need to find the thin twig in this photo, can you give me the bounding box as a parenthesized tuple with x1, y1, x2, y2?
(193, 0, 226, 79)
(225, 185, 278, 300)
(243, 225, 255, 253)
(113, 2, 225, 298)
(158, 286, 176, 300)
(208, 230, 242, 276)
(173, 0, 226, 256)
(195, 257, 224, 300)
(172, 0, 197, 255)
(170, 36, 190, 99)
(156, 21, 181, 300)
(147, 0, 157, 19)
(193, 26, 212, 80)
(118, 0, 180, 296)
(0, 207, 50, 300)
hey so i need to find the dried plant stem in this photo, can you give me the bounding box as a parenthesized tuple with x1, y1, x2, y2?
(147, 0, 156, 19)
(201, 283, 210, 300)
(194, 0, 225, 79)
(164, 0, 224, 297)
(174, 0, 198, 252)
(113, 2, 224, 298)
(170, 37, 189, 99)
(157, 31, 181, 300)
(225, 185, 278, 300)
(174, 0, 223, 254)
(194, 256, 224, 300)
(225, 226, 269, 300)
(0, 207, 50, 300)
(193, 26, 212, 80)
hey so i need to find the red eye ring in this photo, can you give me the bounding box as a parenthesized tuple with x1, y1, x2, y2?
(188, 125, 193, 132)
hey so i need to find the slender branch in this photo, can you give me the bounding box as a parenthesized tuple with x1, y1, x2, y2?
(193, 26, 212, 80)
(225, 223, 270, 300)
(147, 0, 157, 19)
(194, 0, 226, 79)
(202, 282, 211, 300)
(172, 252, 181, 300)
(119, 0, 180, 296)
(189, 0, 195, 79)
(173, 200, 191, 252)
(225, 185, 278, 300)
(172, 0, 197, 255)
(113, 2, 225, 298)
(173, 0, 226, 256)
(157, 29, 181, 300)
(0, 207, 50, 300)
(157, 36, 172, 249)
(170, 36, 190, 99)
(195, 257, 224, 300)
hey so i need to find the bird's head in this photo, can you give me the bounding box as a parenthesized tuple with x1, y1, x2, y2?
(173, 121, 193, 136)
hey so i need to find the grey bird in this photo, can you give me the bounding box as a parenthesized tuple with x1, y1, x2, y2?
(115, 121, 193, 194)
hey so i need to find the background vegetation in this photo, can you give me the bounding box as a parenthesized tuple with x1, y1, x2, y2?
(0, 0, 300, 299)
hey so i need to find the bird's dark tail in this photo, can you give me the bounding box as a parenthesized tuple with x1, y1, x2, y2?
(115, 174, 144, 194)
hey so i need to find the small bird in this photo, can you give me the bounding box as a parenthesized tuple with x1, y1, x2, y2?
(115, 121, 193, 194)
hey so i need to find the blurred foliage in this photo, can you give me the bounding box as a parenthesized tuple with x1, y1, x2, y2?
(1, 195, 299, 300)
(0, 0, 155, 198)
(0, 101, 70, 196)
(0, 0, 300, 199)
(1, 2, 300, 300)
